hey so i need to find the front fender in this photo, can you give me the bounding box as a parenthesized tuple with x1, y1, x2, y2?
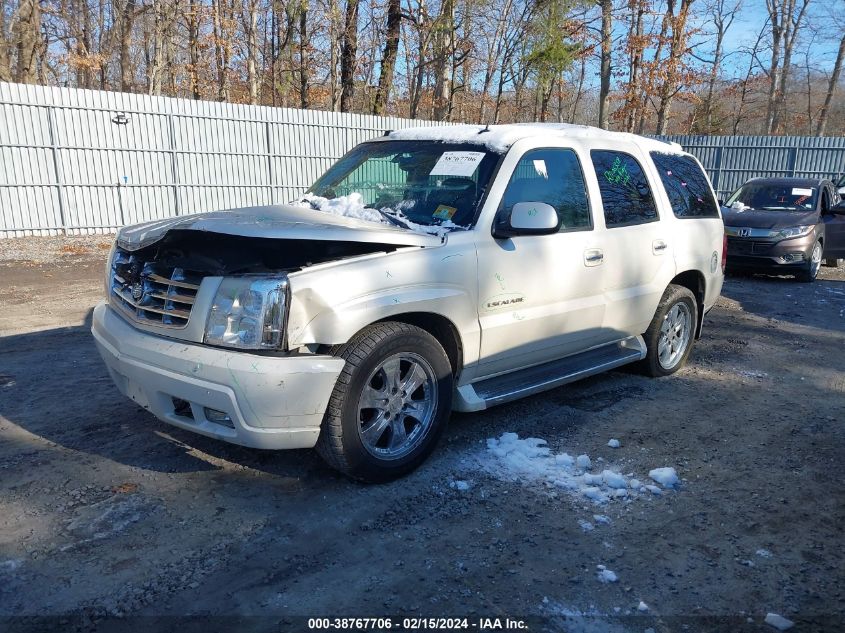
(285, 241, 481, 368)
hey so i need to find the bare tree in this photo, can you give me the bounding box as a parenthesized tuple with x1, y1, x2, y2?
(596, 0, 612, 129)
(431, 0, 455, 120)
(701, 0, 742, 132)
(241, 0, 260, 104)
(186, 0, 202, 99)
(816, 1, 845, 136)
(732, 19, 769, 134)
(654, 0, 695, 134)
(372, 0, 401, 115)
(765, 0, 812, 134)
(12, 0, 41, 83)
(339, 0, 359, 111)
(0, 0, 12, 81)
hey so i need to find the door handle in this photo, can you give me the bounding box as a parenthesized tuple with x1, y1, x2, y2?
(584, 249, 604, 266)
(652, 240, 668, 255)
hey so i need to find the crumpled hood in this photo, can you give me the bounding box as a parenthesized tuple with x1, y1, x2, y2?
(721, 207, 819, 229)
(117, 204, 444, 251)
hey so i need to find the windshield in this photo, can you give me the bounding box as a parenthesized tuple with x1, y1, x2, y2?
(726, 182, 817, 211)
(303, 140, 501, 229)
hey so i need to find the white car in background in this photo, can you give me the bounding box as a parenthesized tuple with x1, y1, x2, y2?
(92, 124, 725, 482)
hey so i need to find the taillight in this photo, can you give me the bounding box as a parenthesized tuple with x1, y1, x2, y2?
(721, 233, 728, 272)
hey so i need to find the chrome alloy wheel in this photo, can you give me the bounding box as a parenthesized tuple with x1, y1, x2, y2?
(810, 241, 823, 278)
(356, 352, 438, 460)
(658, 302, 692, 370)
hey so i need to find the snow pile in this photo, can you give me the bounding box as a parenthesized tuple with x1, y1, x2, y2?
(764, 613, 794, 631)
(607, 438, 621, 448)
(596, 565, 618, 583)
(388, 123, 685, 155)
(648, 467, 679, 488)
(294, 192, 461, 237)
(294, 192, 386, 224)
(578, 520, 595, 532)
(756, 548, 773, 558)
(480, 432, 679, 503)
(637, 601, 649, 612)
(450, 480, 471, 491)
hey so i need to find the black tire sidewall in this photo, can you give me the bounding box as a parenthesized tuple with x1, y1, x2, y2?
(337, 328, 453, 482)
(798, 240, 821, 282)
(643, 286, 698, 377)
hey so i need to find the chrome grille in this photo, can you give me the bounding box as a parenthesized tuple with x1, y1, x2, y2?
(110, 248, 202, 328)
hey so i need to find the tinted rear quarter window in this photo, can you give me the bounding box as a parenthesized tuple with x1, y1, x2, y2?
(650, 152, 719, 218)
(591, 150, 658, 227)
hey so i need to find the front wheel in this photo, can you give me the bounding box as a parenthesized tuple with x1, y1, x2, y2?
(316, 322, 453, 483)
(639, 284, 698, 377)
(797, 240, 822, 282)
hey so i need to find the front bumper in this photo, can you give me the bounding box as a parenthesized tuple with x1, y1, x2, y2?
(726, 233, 816, 270)
(91, 302, 345, 449)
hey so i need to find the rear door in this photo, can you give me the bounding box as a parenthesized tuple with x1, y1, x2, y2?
(823, 183, 845, 257)
(583, 148, 677, 337)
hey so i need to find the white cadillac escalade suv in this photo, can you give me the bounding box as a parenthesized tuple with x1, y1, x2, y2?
(92, 124, 725, 482)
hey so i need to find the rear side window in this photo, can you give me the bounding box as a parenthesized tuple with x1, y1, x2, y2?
(590, 150, 658, 227)
(497, 148, 591, 232)
(650, 153, 719, 218)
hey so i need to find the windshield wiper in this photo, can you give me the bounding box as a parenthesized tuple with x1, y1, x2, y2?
(375, 207, 415, 230)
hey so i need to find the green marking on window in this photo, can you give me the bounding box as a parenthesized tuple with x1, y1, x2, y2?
(528, 207, 537, 217)
(604, 156, 632, 187)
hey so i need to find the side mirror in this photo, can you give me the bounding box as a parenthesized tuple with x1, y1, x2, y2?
(493, 202, 560, 238)
(717, 198, 724, 206)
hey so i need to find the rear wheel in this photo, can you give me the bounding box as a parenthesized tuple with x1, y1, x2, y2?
(639, 284, 698, 377)
(796, 240, 822, 282)
(316, 322, 453, 483)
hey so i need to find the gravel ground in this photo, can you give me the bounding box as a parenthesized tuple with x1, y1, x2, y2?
(0, 236, 844, 632)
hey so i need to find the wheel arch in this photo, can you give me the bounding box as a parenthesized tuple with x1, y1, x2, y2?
(669, 270, 706, 338)
(375, 312, 464, 378)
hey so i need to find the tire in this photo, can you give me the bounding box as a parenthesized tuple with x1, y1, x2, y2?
(315, 322, 453, 483)
(639, 284, 698, 378)
(823, 257, 840, 268)
(796, 239, 823, 282)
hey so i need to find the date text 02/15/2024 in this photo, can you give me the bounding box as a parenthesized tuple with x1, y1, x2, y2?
(307, 617, 529, 630)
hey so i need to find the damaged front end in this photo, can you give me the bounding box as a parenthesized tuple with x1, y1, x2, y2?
(106, 204, 442, 351)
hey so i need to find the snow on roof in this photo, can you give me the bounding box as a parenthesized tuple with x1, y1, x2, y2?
(388, 122, 685, 155)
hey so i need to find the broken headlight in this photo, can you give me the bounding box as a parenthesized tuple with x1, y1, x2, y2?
(203, 276, 288, 350)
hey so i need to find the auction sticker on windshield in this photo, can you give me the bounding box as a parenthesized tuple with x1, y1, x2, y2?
(792, 188, 813, 196)
(430, 151, 485, 177)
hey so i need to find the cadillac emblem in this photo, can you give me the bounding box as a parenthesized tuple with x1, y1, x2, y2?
(131, 282, 144, 301)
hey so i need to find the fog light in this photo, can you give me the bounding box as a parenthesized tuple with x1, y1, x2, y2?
(782, 253, 794, 262)
(172, 397, 194, 419)
(204, 407, 234, 428)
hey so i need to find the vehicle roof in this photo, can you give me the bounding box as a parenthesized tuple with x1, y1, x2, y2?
(744, 177, 830, 187)
(386, 123, 686, 156)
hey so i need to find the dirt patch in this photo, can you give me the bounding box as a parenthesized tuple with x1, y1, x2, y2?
(0, 238, 843, 630)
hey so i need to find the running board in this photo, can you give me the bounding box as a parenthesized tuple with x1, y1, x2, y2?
(456, 336, 646, 411)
